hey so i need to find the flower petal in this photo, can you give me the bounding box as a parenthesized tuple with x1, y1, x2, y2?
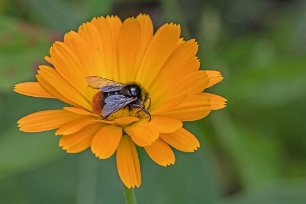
(59, 124, 102, 153)
(91, 125, 122, 159)
(63, 107, 100, 117)
(90, 16, 122, 80)
(37, 65, 91, 110)
(135, 23, 181, 89)
(114, 116, 139, 127)
(162, 94, 211, 121)
(116, 15, 153, 83)
(14, 82, 55, 98)
(18, 109, 81, 132)
(63, 30, 96, 76)
(204, 70, 223, 88)
(152, 71, 209, 108)
(64, 107, 115, 125)
(160, 128, 200, 152)
(144, 138, 175, 166)
(44, 56, 52, 64)
(55, 117, 102, 135)
(204, 93, 227, 110)
(50, 41, 89, 99)
(124, 121, 159, 147)
(116, 136, 141, 188)
(150, 94, 187, 114)
(149, 116, 182, 133)
(117, 18, 140, 82)
(149, 39, 199, 93)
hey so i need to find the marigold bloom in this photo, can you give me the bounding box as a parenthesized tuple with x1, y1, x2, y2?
(14, 14, 226, 188)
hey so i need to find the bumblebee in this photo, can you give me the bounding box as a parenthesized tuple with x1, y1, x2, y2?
(87, 76, 151, 120)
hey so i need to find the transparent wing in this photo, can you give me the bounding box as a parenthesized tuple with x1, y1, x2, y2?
(86, 76, 125, 91)
(102, 95, 137, 117)
(102, 86, 123, 92)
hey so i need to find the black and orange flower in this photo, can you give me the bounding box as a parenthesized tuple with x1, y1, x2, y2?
(14, 14, 226, 188)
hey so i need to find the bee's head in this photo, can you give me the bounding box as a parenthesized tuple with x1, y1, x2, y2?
(125, 84, 142, 99)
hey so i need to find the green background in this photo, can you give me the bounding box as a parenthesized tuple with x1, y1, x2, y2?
(1, 0, 306, 203)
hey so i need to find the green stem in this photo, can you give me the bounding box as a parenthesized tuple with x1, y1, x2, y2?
(123, 186, 138, 204)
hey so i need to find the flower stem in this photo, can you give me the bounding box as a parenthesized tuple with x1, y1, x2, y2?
(123, 186, 138, 204)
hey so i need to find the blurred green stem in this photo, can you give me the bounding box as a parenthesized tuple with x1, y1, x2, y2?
(123, 186, 138, 204)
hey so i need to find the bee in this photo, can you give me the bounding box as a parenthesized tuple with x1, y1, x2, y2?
(87, 76, 151, 120)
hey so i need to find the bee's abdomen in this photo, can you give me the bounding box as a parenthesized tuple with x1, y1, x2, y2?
(92, 91, 104, 115)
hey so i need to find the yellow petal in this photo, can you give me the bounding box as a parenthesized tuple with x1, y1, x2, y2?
(135, 23, 181, 89)
(44, 56, 52, 64)
(149, 39, 200, 101)
(204, 93, 227, 110)
(37, 66, 91, 110)
(117, 15, 154, 83)
(114, 116, 139, 127)
(50, 41, 89, 99)
(160, 128, 200, 152)
(90, 16, 122, 80)
(136, 14, 153, 47)
(116, 136, 141, 188)
(162, 94, 211, 121)
(153, 71, 209, 107)
(91, 125, 122, 159)
(55, 117, 101, 135)
(37, 72, 75, 107)
(63, 30, 96, 76)
(117, 18, 141, 82)
(150, 94, 187, 114)
(144, 138, 175, 166)
(18, 109, 81, 132)
(63, 107, 100, 117)
(14, 82, 55, 98)
(59, 124, 102, 153)
(125, 121, 159, 147)
(64, 107, 115, 125)
(204, 70, 223, 88)
(130, 14, 153, 80)
(149, 116, 182, 133)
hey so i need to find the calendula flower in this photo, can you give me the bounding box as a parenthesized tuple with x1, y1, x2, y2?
(14, 14, 226, 188)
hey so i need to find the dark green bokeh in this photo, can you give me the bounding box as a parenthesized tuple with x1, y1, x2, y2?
(1, 0, 306, 203)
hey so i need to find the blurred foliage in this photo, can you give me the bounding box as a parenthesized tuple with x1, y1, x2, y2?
(1, 0, 306, 203)
(0, 16, 51, 92)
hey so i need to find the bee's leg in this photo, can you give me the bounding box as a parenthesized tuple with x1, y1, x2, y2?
(127, 104, 133, 112)
(132, 104, 151, 121)
(147, 96, 152, 109)
(143, 94, 152, 109)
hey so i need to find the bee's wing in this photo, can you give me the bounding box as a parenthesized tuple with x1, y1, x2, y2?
(102, 95, 137, 117)
(102, 85, 123, 92)
(87, 76, 125, 91)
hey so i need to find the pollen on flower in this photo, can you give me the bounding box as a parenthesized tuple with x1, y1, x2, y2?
(14, 13, 226, 188)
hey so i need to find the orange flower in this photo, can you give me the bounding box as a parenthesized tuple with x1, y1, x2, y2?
(14, 14, 226, 188)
